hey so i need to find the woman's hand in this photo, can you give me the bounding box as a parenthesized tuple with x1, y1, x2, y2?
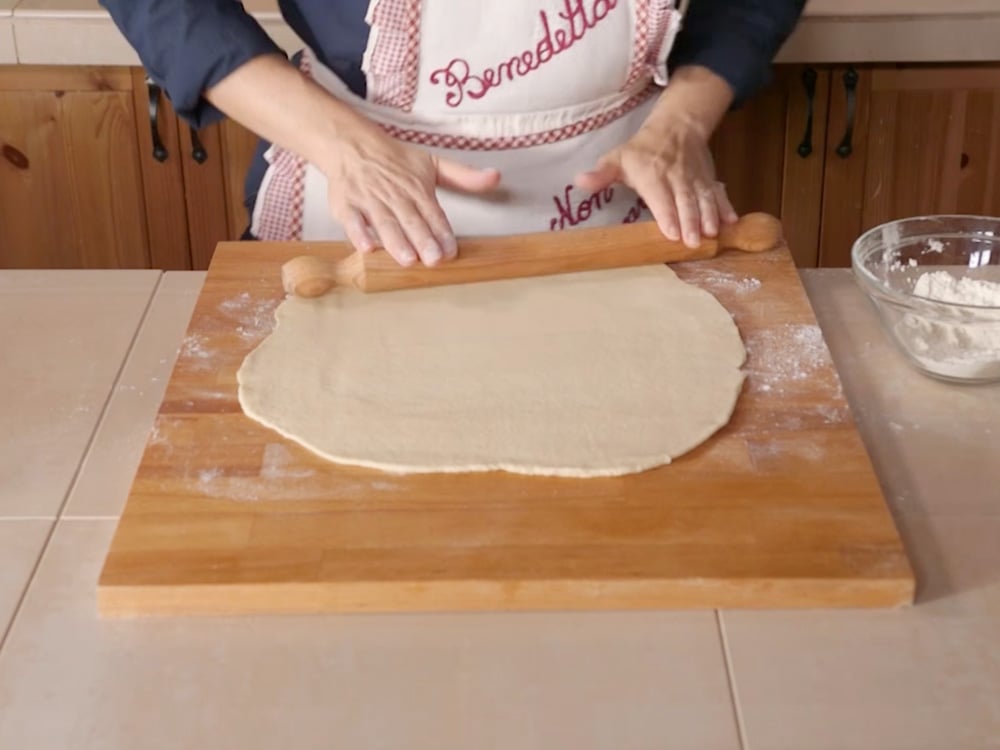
(575, 65, 737, 248)
(205, 54, 500, 266)
(319, 120, 501, 267)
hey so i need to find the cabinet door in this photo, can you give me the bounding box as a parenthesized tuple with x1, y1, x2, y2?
(178, 121, 231, 269)
(0, 67, 150, 269)
(220, 119, 261, 242)
(132, 70, 191, 270)
(712, 79, 786, 220)
(780, 66, 831, 269)
(712, 65, 828, 268)
(819, 65, 1000, 267)
(818, 66, 871, 268)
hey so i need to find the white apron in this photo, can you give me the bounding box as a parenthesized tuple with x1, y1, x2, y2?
(250, 0, 685, 241)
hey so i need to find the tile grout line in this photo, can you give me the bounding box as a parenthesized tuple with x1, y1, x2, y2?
(716, 610, 750, 750)
(0, 273, 164, 656)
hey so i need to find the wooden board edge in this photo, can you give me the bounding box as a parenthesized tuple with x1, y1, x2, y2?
(98, 576, 916, 618)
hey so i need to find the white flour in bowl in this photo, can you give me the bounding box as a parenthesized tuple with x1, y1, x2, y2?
(896, 270, 1000, 380)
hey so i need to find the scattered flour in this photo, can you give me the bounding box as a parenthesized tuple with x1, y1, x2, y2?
(683, 268, 763, 295)
(261, 443, 315, 480)
(197, 467, 222, 484)
(219, 292, 279, 344)
(745, 324, 830, 393)
(896, 270, 1000, 381)
(179, 332, 216, 369)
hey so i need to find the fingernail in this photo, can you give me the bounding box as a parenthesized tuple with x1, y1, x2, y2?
(666, 227, 680, 241)
(440, 234, 458, 259)
(704, 222, 718, 236)
(685, 231, 700, 247)
(398, 248, 417, 265)
(422, 243, 442, 266)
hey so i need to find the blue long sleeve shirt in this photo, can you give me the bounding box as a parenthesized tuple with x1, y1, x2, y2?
(101, 0, 806, 128)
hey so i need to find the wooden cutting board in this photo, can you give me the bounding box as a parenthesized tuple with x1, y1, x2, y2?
(98, 237, 915, 616)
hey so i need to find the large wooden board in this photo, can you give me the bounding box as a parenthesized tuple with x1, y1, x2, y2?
(98, 237, 915, 615)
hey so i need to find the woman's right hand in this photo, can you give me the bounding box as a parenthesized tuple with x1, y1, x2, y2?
(204, 55, 500, 267)
(319, 118, 501, 267)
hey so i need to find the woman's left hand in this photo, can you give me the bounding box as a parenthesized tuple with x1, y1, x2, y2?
(574, 65, 738, 249)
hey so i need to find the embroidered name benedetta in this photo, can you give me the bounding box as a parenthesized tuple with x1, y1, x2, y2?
(429, 0, 620, 108)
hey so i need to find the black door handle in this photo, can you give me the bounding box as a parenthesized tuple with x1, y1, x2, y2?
(797, 67, 818, 158)
(836, 67, 859, 159)
(146, 77, 168, 162)
(190, 127, 208, 164)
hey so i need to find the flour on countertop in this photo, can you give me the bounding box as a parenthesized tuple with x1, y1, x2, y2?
(897, 270, 1000, 380)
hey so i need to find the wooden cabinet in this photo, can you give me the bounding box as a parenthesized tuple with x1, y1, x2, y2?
(0, 65, 254, 271)
(131, 70, 252, 270)
(819, 65, 1000, 266)
(0, 67, 150, 269)
(220, 118, 261, 243)
(712, 65, 831, 268)
(715, 63, 1000, 268)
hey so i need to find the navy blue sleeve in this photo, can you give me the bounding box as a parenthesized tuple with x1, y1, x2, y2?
(100, 0, 285, 127)
(669, 0, 806, 104)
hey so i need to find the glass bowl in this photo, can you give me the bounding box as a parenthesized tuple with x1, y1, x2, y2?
(851, 215, 1000, 384)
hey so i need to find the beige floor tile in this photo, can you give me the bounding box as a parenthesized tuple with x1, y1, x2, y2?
(0, 272, 159, 518)
(0, 521, 51, 634)
(722, 513, 1000, 750)
(65, 274, 204, 518)
(804, 271, 1000, 516)
(0, 520, 740, 750)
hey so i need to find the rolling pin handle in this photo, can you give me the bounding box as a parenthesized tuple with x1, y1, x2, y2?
(720, 212, 784, 254)
(282, 256, 337, 298)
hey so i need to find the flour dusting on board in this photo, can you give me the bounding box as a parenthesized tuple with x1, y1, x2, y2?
(745, 324, 831, 393)
(261, 443, 316, 480)
(185, 440, 405, 502)
(179, 332, 217, 369)
(684, 268, 763, 295)
(191, 467, 399, 502)
(219, 292, 279, 344)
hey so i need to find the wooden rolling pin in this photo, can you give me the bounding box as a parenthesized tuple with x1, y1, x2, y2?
(282, 212, 783, 297)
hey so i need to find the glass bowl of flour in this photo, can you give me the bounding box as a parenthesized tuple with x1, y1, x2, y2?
(852, 215, 1000, 384)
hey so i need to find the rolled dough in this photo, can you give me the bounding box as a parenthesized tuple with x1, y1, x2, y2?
(237, 266, 746, 477)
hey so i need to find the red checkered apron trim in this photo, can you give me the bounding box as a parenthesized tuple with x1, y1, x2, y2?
(623, 0, 651, 89)
(365, 0, 423, 111)
(648, 1, 679, 76)
(254, 149, 306, 241)
(381, 85, 658, 151)
(254, 55, 313, 241)
(624, 0, 677, 89)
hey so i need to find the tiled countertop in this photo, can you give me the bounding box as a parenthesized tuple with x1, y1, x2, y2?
(3, 0, 1000, 66)
(0, 268, 998, 748)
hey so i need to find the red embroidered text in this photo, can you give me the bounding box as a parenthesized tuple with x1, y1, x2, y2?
(550, 184, 616, 231)
(430, 0, 620, 107)
(621, 196, 648, 224)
